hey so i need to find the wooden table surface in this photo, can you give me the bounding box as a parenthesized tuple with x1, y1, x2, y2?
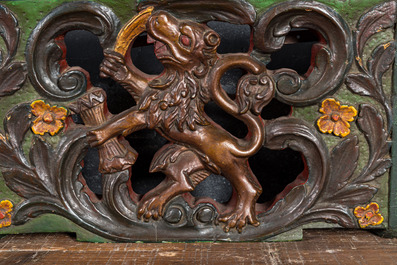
(0, 229, 396, 264)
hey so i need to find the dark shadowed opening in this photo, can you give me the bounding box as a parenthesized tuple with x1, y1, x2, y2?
(266, 28, 320, 75)
(126, 129, 168, 195)
(130, 32, 164, 75)
(207, 21, 251, 54)
(250, 148, 305, 204)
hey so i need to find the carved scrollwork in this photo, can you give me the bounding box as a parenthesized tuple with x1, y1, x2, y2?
(254, 1, 353, 106)
(0, 100, 326, 241)
(26, 2, 120, 101)
(254, 118, 329, 232)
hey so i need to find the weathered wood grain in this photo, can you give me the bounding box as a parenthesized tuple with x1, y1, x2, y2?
(0, 229, 395, 264)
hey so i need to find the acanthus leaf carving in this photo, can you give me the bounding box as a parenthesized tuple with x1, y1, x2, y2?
(330, 185, 377, 208)
(355, 1, 396, 61)
(347, 1, 396, 131)
(346, 43, 395, 130)
(3, 104, 33, 166)
(2, 169, 51, 199)
(29, 136, 57, 196)
(0, 5, 26, 97)
(0, 104, 32, 178)
(311, 135, 375, 218)
(0, 104, 58, 198)
(309, 2, 395, 229)
(355, 104, 391, 184)
(345, 74, 376, 98)
(300, 203, 356, 228)
(0, 62, 27, 97)
(324, 136, 359, 196)
(368, 42, 395, 86)
(311, 104, 390, 222)
(0, 6, 19, 65)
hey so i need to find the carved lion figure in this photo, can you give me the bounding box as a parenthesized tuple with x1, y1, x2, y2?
(88, 10, 274, 232)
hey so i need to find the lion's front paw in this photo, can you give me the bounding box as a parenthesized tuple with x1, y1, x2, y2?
(99, 49, 129, 83)
(137, 196, 167, 221)
(87, 128, 111, 147)
(218, 208, 260, 233)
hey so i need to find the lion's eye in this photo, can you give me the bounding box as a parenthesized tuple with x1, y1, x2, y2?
(180, 35, 191, 47)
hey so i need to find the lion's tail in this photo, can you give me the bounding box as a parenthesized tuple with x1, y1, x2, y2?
(209, 54, 270, 158)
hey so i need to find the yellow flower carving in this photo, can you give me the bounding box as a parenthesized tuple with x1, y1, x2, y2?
(317, 98, 357, 137)
(354, 202, 384, 228)
(0, 200, 13, 228)
(31, 100, 68, 136)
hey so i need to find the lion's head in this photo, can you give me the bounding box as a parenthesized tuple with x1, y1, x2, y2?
(137, 11, 223, 131)
(146, 11, 220, 78)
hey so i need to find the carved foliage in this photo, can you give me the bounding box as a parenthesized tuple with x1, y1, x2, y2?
(254, 1, 352, 106)
(355, 1, 396, 59)
(356, 105, 391, 184)
(26, 2, 120, 101)
(346, 1, 396, 131)
(301, 103, 391, 228)
(297, 2, 394, 229)
(0, 104, 57, 198)
(0, 6, 26, 96)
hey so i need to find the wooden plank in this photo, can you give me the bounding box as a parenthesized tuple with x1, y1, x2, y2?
(0, 229, 396, 264)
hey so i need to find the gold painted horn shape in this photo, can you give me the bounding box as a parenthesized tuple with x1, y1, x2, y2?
(114, 6, 154, 56)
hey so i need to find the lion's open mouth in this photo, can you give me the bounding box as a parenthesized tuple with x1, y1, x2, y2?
(147, 34, 172, 60)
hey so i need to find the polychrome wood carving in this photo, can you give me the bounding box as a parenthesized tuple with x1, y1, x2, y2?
(0, 0, 394, 241)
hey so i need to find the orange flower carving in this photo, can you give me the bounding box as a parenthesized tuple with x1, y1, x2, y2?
(0, 200, 13, 228)
(31, 100, 67, 136)
(317, 99, 357, 137)
(354, 202, 384, 228)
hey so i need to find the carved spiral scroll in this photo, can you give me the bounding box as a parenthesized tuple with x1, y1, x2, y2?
(248, 117, 330, 239)
(254, 1, 352, 106)
(26, 2, 120, 101)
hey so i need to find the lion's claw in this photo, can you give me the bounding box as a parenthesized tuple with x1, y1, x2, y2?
(100, 49, 129, 83)
(218, 210, 259, 233)
(87, 128, 111, 147)
(137, 196, 166, 221)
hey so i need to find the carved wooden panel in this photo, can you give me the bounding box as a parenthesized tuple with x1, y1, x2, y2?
(0, 0, 394, 242)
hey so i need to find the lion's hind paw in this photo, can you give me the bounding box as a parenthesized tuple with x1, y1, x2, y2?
(218, 211, 260, 233)
(137, 196, 166, 221)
